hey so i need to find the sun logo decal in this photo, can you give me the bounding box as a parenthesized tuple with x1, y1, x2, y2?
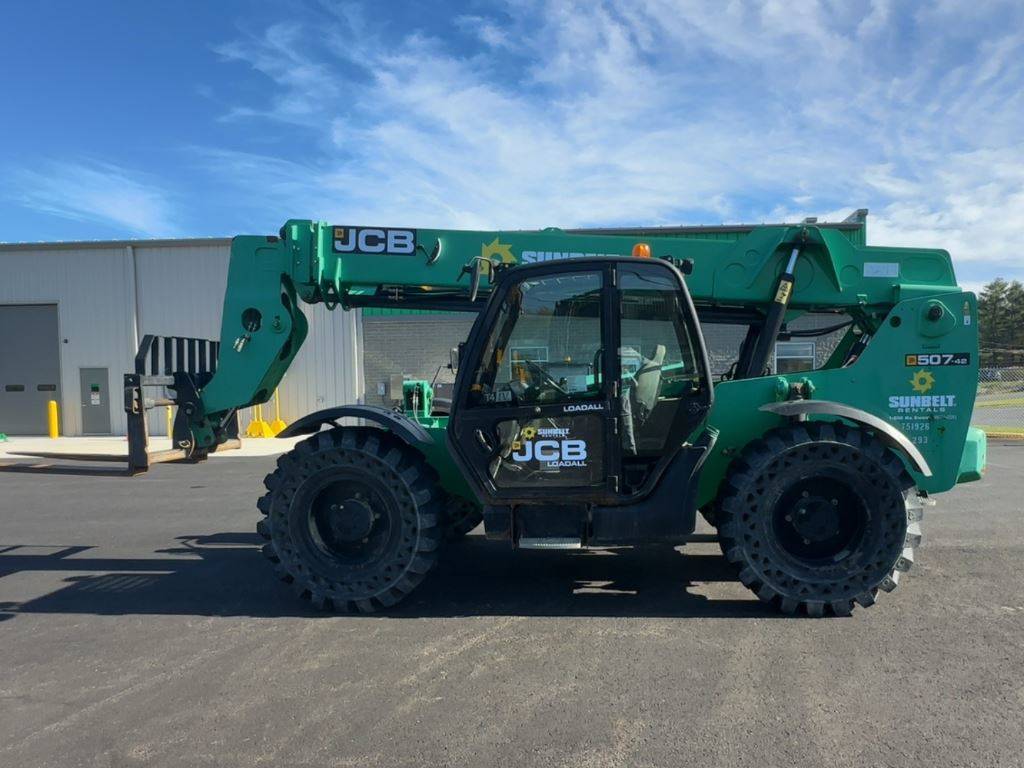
(909, 369, 935, 394)
(479, 238, 516, 275)
(521, 426, 537, 440)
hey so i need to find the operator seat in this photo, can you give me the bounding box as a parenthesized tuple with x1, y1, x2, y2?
(632, 344, 665, 426)
(620, 344, 665, 455)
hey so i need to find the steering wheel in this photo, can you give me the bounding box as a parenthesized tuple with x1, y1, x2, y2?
(519, 357, 567, 395)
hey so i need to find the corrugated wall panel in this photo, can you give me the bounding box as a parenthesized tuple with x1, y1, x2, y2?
(275, 305, 364, 426)
(135, 244, 230, 436)
(0, 247, 136, 436)
(135, 244, 229, 340)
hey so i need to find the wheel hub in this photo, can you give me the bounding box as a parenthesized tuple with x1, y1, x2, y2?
(327, 498, 374, 543)
(307, 480, 389, 561)
(788, 494, 841, 542)
(773, 476, 869, 562)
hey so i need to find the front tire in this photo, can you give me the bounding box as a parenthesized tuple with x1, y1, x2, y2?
(716, 421, 923, 617)
(257, 427, 442, 613)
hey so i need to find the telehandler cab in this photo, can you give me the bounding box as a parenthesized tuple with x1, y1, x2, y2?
(122, 213, 986, 616)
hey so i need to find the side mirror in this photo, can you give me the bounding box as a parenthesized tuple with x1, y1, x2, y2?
(449, 344, 462, 372)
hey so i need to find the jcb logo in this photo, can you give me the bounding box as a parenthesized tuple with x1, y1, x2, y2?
(333, 227, 417, 255)
(511, 440, 587, 463)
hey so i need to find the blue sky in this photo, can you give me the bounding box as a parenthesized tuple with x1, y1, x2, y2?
(2, 0, 1022, 291)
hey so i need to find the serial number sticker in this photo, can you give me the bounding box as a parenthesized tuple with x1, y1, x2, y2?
(904, 353, 971, 367)
(483, 389, 513, 404)
(864, 262, 900, 278)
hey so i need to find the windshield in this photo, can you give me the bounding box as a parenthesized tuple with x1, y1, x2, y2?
(467, 271, 604, 407)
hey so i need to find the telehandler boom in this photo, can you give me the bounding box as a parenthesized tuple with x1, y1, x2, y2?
(124, 213, 986, 616)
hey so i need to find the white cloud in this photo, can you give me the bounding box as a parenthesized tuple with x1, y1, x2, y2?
(203, 0, 1024, 284)
(213, 22, 342, 123)
(8, 160, 179, 237)
(456, 15, 514, 50)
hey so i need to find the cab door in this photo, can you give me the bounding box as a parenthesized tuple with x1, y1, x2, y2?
(447, 262, 620, 506)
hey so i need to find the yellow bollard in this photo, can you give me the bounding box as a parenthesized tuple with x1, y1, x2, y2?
(269, 388, 287, 436)
(246, 404, 275, 438)
(245, 405, 261, 437)
(256, 404, 274, 438)
(48, 400, 60, 438)
(166, 405, 174, 438)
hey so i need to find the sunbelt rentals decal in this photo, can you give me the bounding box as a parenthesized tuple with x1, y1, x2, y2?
(888, 367, 957, 409)
(480, 237, 628, 265)
(887, 367, 959, 445)
(520, 249, 628, 263)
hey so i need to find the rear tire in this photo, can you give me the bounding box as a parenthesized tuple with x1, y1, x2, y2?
(716, 421, 922, 617)
(257, 427, 442, 613)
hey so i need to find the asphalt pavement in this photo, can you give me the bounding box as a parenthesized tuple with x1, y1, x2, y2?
(1, 446, 1022, 767)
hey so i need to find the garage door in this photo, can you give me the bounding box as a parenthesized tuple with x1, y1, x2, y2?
(0, 304, 62, 435)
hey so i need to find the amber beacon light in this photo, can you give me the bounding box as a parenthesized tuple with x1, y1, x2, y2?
(631, 242, 652, 259)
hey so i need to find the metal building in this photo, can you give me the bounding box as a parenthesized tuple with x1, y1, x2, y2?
(0, 238, 363, 436)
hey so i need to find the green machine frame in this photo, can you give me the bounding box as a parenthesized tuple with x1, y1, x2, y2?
(124, 215, 986, 508)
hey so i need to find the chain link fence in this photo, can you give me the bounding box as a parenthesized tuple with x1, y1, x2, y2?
(973, 366, 1024, 438)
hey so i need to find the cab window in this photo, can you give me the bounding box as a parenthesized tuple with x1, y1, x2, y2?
(618, 264, 701, 457)
(468, 272, 603, 407)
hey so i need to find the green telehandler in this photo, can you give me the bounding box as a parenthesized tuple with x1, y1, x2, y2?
(122, 212, 986, 617)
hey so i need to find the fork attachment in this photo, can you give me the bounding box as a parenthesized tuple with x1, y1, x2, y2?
(124, 334, 240, 475)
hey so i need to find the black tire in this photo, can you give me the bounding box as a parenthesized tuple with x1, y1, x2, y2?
(443, 496, 483, 540)
(256, 427, 442, 613)
(716, 421, 923, 617)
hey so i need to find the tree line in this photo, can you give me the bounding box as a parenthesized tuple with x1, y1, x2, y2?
(979, 278, 1024, 366)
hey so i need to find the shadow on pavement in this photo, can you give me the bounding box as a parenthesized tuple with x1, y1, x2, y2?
(0, 533, 772, 620)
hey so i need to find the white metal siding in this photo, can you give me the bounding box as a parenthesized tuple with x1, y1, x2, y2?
(0, 247, 136, 435)
(282, 303, 365, 420)
(1, 240, 363, 436)
(135, 244, 229, 340)
(134, 243, 230, 436)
